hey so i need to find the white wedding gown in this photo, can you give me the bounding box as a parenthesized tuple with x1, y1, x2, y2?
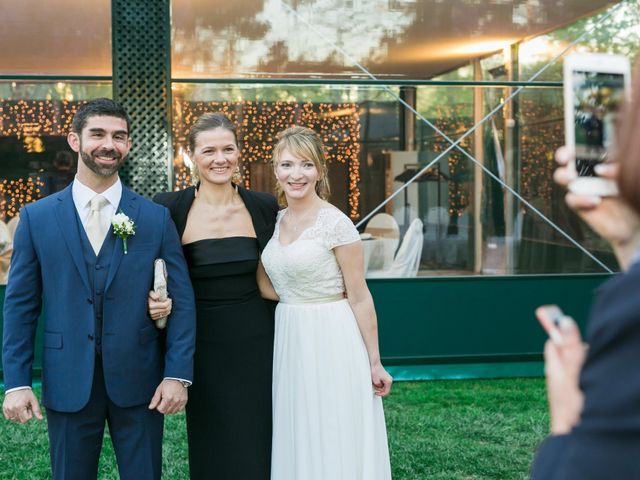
(262, 207, 392, 480)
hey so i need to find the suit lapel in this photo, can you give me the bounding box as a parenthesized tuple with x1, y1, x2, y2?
(55, 184, 91, 295)
(105, 187, 141, 291)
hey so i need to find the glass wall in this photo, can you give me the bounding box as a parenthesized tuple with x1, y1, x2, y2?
(0, 82, 112, 282)
(0, 0, 633, 281)
(170, 80, 617, 276)
(170, 1, 636, 278)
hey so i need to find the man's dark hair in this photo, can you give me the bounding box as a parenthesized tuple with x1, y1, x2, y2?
(71, 98, 132, 135)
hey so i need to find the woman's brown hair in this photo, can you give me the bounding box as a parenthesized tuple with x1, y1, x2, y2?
(615, 64, 640, 215)
(271, 126, 331, 207)
(187, 112, 237, 153)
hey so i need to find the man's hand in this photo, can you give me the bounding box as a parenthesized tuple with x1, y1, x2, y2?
(3, 389, 43, 424)
(148, 379, 187, 415)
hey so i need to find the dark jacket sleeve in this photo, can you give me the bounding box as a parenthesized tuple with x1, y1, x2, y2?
(152, 191, 177, 210)
(242, 188, 279, 252)
(153, 190, 189, 238)
(157, 206, 196, 381)
(2, 207, 42, 390)
(530, 435, 570, 479)
(530, 264, 640, 479)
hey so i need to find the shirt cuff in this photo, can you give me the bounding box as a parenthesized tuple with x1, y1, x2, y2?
(164, 377, 192, 387)
(5, 386, 32, 395)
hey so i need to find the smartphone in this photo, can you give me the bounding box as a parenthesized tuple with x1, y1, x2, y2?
(563, 53, 631, 196)
(536, 305, 565, 345)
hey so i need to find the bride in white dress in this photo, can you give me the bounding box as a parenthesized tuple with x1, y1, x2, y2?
(259, 126, 393, 480)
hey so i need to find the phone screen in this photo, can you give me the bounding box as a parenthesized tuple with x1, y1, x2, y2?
(572, 71, 626, 176)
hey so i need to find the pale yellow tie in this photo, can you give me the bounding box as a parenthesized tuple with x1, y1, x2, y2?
(86, 195, 110, 255)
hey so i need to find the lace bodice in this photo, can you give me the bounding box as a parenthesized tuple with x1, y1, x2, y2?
(261, 207, 360, 304)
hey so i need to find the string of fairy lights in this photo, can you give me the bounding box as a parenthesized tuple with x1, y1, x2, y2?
(0, 100, 74, 218)
(0, 178, 45, 218)
(427, 104, 473, 218)
(172, 100, 361, 218)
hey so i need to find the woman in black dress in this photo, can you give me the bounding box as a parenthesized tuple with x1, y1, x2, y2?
(152, 113, 278, 479)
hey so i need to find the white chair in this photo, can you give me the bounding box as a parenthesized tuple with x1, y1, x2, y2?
(392, 205, 418, 230)
(368, 218, 423, 278)
(424, 206, 449, 240)
(443, 212, 469, 265)
(422, 206, 449, 264)
(364, 213, 399, 271)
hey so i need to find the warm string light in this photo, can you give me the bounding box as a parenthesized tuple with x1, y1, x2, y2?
(172, 100, 361, 219)
(0, 99, 81, 219)
(0, 100, 78, 137)
(428, 104, 473, 218)
(1, 97, 567, 224)
(0, 177, 45, 218)
(520, 96, 563, 209)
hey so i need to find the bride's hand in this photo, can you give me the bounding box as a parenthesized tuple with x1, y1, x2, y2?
(148, 290, 172, 321)
(371, 363, 393, 397)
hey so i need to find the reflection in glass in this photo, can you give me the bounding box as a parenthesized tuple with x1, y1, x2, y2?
(0, 0, 111, 76)
(171, 0, 617, 80)
(519, 1, 639, 82)
(517, 87, 616, 272)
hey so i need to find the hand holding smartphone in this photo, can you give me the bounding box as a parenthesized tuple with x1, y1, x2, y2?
(563, 53, 630, 197)
(537, 304, 568, 345)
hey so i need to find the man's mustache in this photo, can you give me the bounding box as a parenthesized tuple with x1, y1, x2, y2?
(93, 149, 120, 159)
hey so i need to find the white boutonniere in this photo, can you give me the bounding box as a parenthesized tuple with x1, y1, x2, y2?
(111, 211, 136, 254)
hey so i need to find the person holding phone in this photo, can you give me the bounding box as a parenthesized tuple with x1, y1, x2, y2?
(530, 64, 640, 479)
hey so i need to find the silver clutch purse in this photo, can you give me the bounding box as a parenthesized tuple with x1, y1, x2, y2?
(153, 258, 168, 329)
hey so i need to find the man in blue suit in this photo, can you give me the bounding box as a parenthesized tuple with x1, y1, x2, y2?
(2, 98, 196, 479)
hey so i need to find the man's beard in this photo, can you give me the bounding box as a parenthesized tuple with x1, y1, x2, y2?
(79, 146, 125, 177)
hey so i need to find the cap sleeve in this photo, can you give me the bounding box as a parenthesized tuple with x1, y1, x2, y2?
(326, 211, 360, 249)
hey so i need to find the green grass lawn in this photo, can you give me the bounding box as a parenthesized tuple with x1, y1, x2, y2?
(0, 378, 548, 479)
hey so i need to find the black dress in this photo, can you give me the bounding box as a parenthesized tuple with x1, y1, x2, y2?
(154, 186, 279, 480)
(183, 237, 273, 479)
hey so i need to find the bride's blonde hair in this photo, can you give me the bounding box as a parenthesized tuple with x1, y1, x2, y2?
(271, 126, 331, 207)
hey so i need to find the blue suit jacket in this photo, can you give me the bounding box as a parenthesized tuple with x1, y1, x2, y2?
(531, 261, 640, 479)
(2, 184, 196, 412)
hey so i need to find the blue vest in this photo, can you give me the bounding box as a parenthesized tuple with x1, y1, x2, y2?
(76, 213, 115, 356)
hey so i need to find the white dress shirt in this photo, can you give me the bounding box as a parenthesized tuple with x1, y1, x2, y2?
(72, 176, 122, 231)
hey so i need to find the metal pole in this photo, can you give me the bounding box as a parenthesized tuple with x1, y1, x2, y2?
(473, 59, 484, 273)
